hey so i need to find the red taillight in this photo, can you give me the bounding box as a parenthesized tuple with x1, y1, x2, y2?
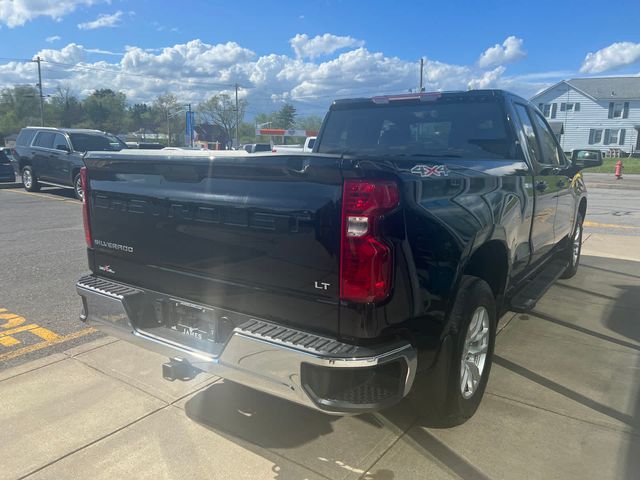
(80, 167, 92, 248)
(340, 179, 399, 303)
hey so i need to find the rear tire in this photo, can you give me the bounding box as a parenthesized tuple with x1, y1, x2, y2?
(22, 166, 40, 192)
(413, 276, 496, 427)
(560, 212, 583, 279)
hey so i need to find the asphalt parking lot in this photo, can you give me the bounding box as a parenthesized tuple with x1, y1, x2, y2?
(1, 177, 639, 479)
(0, 186, 103, 369)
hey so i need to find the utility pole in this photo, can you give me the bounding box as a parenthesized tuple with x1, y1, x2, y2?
(234, 83, 239, 149)
(187, 103, 193, 147)
(34, 56, 44, 126)
(419, 58, 424, 93)
(166, 110, 170, 147)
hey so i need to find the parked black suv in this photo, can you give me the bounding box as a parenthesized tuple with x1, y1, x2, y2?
(14, 127, 126, 200)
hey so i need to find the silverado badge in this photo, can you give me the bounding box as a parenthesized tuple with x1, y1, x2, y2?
(411, 164, 449, 177)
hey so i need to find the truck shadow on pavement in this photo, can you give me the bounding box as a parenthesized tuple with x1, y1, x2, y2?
(184, 379, 489, 480)
(185, 255, 640, 480)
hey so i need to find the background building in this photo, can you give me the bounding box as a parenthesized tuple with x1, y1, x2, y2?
(530, 77, 640, 154)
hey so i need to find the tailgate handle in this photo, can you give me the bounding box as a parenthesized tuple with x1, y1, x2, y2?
(285, 158, 311, 176)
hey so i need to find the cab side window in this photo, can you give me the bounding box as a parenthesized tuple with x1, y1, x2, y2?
(33, 131, 55, 149)
(53, 133, 70, 151)
(531, 112, 561, 166)
(514, 104, 540, 164)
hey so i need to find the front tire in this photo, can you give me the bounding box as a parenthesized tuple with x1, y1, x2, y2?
(560, 212, 583, 279)
(22, 166, 40, 192)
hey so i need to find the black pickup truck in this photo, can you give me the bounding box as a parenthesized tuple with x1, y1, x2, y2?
(76, 90, 601, 425)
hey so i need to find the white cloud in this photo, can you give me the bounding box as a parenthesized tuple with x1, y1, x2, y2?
(468, 66, 506, 89)
(36, 43, 87, 64)
(85, 48, 122, 56)
(290, 33, 365, 59)
(1, 37, 556, 116)
(121, 40, 255, 79)
(0, 0, 102, 27)
(46, 35, 61, 43)
(581, 41, 640, 73)
(77, 10, 124, 30)
(478, 36, 526, 68)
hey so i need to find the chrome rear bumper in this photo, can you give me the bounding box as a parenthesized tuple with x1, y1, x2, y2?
(76, 275, 417, 414)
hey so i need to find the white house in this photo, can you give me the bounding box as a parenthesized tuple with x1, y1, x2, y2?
(530, 77, 640, 154)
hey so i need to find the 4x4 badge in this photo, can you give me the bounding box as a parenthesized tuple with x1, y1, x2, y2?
(411, 164, 449, 177)
(98, 265, 115, 274)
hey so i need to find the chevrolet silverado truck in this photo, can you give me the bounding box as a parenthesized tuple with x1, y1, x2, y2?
(76, 90, 601, 425)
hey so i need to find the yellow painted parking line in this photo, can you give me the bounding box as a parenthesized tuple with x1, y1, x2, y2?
(29, 326, 63, 342)
(0, 307, 64, 351)
(584, 220, 638, 230)
(0, 323, 43, 337)
(0, 328, 96, 362)
(0, 336, 21, 347)
(0, 310, 27, 329)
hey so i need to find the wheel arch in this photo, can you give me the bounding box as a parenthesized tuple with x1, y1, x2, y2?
(19, 158, 32, 170)
(460, 239, 510, 302)
(71, 165, 82, 183)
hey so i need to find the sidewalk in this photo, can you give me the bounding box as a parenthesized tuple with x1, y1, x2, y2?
(1, 235, 639, 479)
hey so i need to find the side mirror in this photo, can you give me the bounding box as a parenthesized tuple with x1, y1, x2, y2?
(56, 144, 70, 153)
(571, 149, 603, 169)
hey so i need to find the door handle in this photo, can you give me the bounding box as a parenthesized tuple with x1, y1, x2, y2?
(535, 181, 548, 192)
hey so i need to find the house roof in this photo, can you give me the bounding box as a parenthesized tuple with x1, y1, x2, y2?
(531, 77, 640, 101)
(567, 77, 640, 100)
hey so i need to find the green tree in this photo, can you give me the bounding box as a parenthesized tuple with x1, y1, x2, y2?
(198, 94, 247, 148)
(275, 103, 296, 129)
(295, 114, 323, 133)
(238, 121, 257, 144)
(48, 86, 84, 128)
(126, 103, 157, 135)
(82, 89, 127, 133)
(152, 93, 186, 146)
(0, 85, 41, 137)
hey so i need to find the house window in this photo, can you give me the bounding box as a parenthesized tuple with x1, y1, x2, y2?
(560, 102, 580, 112)
(589, 129, 603, 145)
(604, 128, 626, 145)
(538, 103, 557, 119)
(608, 102, 629, 119)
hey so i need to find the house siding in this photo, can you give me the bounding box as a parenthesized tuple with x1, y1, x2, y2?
(531, 82, 640, 154)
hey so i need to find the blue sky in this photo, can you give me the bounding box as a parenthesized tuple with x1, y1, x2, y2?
(2, 0, 640, 117)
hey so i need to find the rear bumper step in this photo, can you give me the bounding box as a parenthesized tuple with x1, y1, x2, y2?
(76, 275, 417, 414)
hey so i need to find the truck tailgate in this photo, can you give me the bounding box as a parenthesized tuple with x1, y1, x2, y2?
(84, 152, 343, 336)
